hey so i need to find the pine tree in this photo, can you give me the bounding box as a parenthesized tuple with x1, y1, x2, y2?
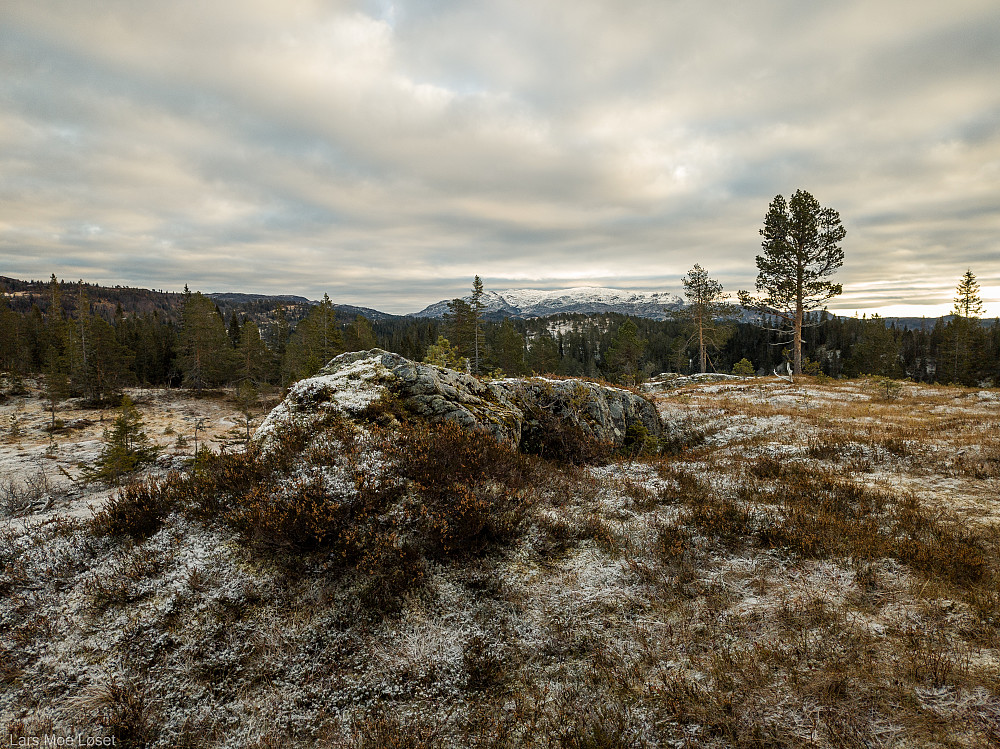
(236, 320, 273, 386)
(272, 305, 291, 385)
(0, 293, 27, 379)
(676, 264, 733, 373)
(738, 190, 846, 375)
(43, 345, 69, 431)
(227, 312, 242, 349)
(443, 297, 474, 365)
(847, 315, 901, 378)
(527, 334, 560, 374)
(423, 336, 468, 371)
(234, 380, 260, 444)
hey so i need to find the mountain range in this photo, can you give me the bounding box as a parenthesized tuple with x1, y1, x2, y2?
(411, 287, 684, 320)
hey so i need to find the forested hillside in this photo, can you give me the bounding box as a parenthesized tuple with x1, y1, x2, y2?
(1, 276, 998, 405)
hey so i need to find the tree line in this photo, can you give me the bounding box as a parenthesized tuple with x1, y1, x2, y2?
(2, 273, 998, 408)
(2, 190, 998, 401)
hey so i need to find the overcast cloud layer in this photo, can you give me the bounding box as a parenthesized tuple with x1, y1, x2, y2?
(2, 0, 998, 315)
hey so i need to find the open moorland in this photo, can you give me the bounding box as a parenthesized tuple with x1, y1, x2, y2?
(1, 374, 999, 748)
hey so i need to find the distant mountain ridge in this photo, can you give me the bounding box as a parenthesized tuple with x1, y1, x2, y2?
(412, 287, 685, 320)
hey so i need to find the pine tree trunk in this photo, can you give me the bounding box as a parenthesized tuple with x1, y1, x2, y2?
(698, 311, 706, 373)
(794, 303, 804, 375)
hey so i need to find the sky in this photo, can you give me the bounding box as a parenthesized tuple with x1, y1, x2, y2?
(2, 0, 999, 316)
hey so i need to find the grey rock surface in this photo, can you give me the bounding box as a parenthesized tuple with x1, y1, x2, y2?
(257, 349, 665, 450)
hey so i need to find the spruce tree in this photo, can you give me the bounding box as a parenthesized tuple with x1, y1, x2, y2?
(953, 269, 985, 318)
(178, 291, 233, 388)
(605, 319, 648, 385)
(344, 314, 377, 352)
(470, 276, 486, 375)
(87, 394, 159, 485)
(282, 294, 343, 382)
(493, 319, 526, 375)
(944, 269, 988, 385)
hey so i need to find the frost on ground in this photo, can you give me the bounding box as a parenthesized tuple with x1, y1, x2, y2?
(2, 377, 999, 748)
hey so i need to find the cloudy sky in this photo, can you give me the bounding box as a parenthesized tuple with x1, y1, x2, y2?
(2, 0, 998, 315)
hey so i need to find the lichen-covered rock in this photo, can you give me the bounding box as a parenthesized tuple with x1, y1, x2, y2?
(256, 349, 665, 452)
(256, 349, 523, 447)
(510, 378, 664, 447)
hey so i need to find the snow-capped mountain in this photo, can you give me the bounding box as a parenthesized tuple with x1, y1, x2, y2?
(412, 287, 684, 320)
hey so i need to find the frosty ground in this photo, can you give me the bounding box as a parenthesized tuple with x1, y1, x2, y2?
(1, 376, 998, 748)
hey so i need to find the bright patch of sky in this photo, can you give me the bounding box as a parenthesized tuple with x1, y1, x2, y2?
(1, 0, 998, 315)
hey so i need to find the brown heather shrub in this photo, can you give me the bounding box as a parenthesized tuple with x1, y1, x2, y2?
(552, 704, 646, 749)
(519, 400, 615, 465)
(654, 523, 693, 562)
(807, 435, 849, 461)
(747, 455, 783, 479)
(349, 714, 444, 749)
(83, 677, 158, 749)
(683, 493, 756, 549)
(178, 447, 274, 519)
(893, 495, 987, 585)
(654, 463, 711, 503)
(392, 421, 536, 556)
(463, 632, 508, 692)
(725, 465, 990, 587)
(90, 475, 181, 541)
(83, 550, 164, 610)
(0, 644, 20, 685)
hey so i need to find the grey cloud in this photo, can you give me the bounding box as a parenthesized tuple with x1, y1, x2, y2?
(1, 0, 999, 314)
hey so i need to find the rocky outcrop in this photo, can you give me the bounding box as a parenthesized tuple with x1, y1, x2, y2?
(256, 349, 665, 451)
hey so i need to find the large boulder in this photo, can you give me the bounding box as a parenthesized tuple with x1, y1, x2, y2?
(256, 349, 665, 452)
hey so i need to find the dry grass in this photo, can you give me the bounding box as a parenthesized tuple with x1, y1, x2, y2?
(3, 376, 1000, 747)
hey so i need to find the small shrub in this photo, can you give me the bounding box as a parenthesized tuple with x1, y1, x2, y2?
(392, 421, 535, 555)
(807, 436, 848, 461)
(91, 475, 179, 540)
(621, 423, 658, 458)
(684, 495, 755, 548)
(747, 455, 784, 479)
(351, 713, 444, 749)
(0, 470, 52, 517)
(85, 396, 159, 485)
(83, 551, 164, 610)
(518, 383, 615, 465)
(893, 495, 986, 585)
(657, 426, 707, 456)
(732, 358, 754, 377)
(554, 705, 644, 749)
(463, 633, 507, 691)
(81, 677, 157, 749)
(520, 406, 614, 465)
(654, 523, 692, 563)
(864, 375, 903, 401)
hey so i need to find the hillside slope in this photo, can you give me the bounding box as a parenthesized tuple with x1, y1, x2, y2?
(1, 373, 998, 747)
